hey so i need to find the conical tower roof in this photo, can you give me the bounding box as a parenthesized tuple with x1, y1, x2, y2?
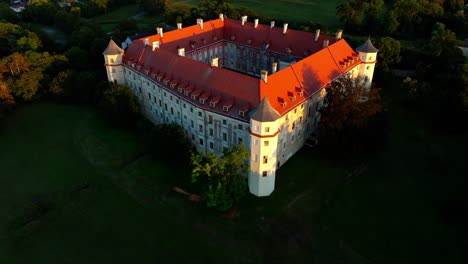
(103, 39, 124, 55)
(356, 38, 378, 53)
(251, 97, 281, 122)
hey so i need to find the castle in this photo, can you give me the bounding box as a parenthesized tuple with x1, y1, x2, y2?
(103, 15, 378, 197)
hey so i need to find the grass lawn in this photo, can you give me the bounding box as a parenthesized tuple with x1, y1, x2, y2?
(236, 0, 345, 30)
(0, 82, 466, 264)
(93, 4, 163, 32)
(94, 1, 344, 33)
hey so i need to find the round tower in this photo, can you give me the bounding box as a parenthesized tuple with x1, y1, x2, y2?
(356, 38, 379, 89)
(103, 39, 125, 84)
(249, 97, 281, 197)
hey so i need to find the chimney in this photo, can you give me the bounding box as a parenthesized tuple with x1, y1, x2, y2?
(219, 14, 224, 21)
(283, 23, 288, 34)
(152, 41, 159, 51)
(177, 23, 182, 29)
(261, 70, 268, 83)
(254, 19, 259, 28)
(211, 57, 219, 67)
(315, 29, 320, 42)
(270, 21, 275, 28)
(322, 39, 329, 48)
(241, 16, 248, 26)
(156, 27, 163, 38)
(272, 62, 278, 73)
(144, 38, 149, 46)
(336, 29, 343, 40)
(197, 18, 204, 29)
(178, 48, 185, 56)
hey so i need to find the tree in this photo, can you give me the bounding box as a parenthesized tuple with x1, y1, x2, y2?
(319, 76, 384, 156)
(191, 144, 249, 211)
(98, 82, 139, 127)
(376, 37, 401, 72)
(138, 0, 170, 15)
(0, 80, 15, 116)
(430, 22, 457, 57)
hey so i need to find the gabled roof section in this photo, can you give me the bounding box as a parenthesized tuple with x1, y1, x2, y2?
(103, 39, 124, 55)
(260, 39, 359, 115)
(356, 38, 379, 53)
(251, 97, 281, 122)
(223, 18, 336, 58)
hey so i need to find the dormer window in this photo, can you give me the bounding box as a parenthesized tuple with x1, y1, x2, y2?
(230, 35, 236, 41)
(223, 105, 231, 112)
(189, 40, 197, 49)
(239, 110, 246, 117)
(202, 38, 207, 45)
(213, 36, 218, 41)
(288, 91, 296, 102)
(163, 79, 170, 86)
(191, 94, 199, 100)
(210, 101, 217, 108)
(131, 63, 135, 68)
(278, 97, 287, 108)
(127, 61, 131, 66)
(200, 98, 206, 104)
(136, 64, 142, 70)
(295, 87, 304, 97)
(247, 39, 252, 44)
(144, 68, 150, 75)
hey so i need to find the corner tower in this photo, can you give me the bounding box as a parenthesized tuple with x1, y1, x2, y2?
(103, 39, 125, 84)
(249, 97, 281, 197)
(356, 38, 378, 88)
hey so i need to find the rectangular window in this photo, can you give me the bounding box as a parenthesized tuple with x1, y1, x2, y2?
(264, 141, 269, 146)
(199, 138, 204, 145)
(238, 124, 243, 130)
(165, 104, 167, 111)
(238, 137, 242, 144)
(171, 108, 174, 115)
(170, 96, 172, 101)
(209, 142, 214, 149)
(198, 111, 202, 117)
(209, 128, 213, 136)
(294, 108, 297, 114)
(190, 107, 193, 113)
(223, 133, 227, 141)
(254, 154, 258, 162)
(222, 120, 227, 125)
(159, 100, 162, 107)
(262, 171, 267, 177)
(263, 156, 268, 164)
(292, 122, 295, 130)
(199, 124, 203, 133)
(183, 103, 186, 109)
(176, 99, 179, 105)
(191, 134, 195, 140)
(191, 120, 194, 128)
(265, 127, 270, 133)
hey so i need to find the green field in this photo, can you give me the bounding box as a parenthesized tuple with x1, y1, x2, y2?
(95, 1, 344, 33)
(236, 0, 344, 29)
(0, 87, 466, 263)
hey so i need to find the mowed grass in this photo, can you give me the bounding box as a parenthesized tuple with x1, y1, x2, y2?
(95, 1, 344, 32)
(236, 0, 344, 29)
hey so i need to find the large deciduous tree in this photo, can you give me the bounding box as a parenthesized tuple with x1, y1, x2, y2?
(376, 37, 401, 72)
(319, 76, 385, 156)
(191, 144, 249, 211)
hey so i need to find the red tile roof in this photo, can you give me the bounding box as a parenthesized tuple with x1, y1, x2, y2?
(122, 18, 362, 119)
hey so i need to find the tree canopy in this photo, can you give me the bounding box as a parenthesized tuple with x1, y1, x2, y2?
(191, 145, 249, 211)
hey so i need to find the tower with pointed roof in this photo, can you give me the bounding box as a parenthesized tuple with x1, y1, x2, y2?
(249, 97, 281, 196)
(103, 39, 125, 84)
(356, 38, 378, 88)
